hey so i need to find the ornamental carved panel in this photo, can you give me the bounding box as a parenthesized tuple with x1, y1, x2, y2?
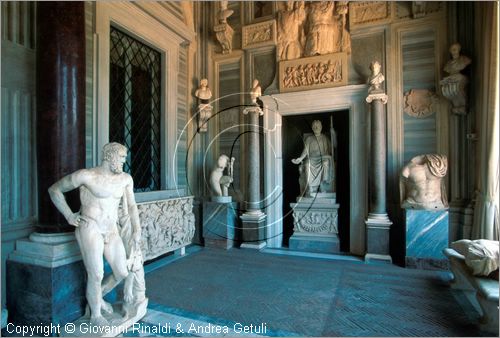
(138, 196, 195, 261)
(279, 52, 347, 93)
(242, 19, 277, 50)
(292, 209, 338, 234)
(403, 89, 439, 118)
(349, 2, 393, 29)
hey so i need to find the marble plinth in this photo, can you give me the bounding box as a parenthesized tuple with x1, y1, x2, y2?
(239, 211, 267, 243)
(7, 234, 86, 328)
(365, 213, 392, 263)
(289, 196, 340, 253)
(7, 259, 86, 328)
(405, 209, 449, 268)
(61, 300, 148, 337)
(203, 201, 237, 249)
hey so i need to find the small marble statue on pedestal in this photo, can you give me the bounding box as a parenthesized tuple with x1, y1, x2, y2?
(210, 154, 235, 203)
(440, 43, 471, 115)
(195, 78, 213, 132)
(49, 142, 147, 335)
(205, 154, 237, 249)
(400, 154, 448, 210)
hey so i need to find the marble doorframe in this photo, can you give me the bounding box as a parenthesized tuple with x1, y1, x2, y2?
(261, 84, 369, 255)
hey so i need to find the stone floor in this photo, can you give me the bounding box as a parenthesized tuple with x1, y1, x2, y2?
(133, 246, 497, 337)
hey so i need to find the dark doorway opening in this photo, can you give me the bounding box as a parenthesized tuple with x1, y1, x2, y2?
(282, 110, 350, 252)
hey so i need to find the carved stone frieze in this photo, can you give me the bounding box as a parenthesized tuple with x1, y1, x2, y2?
(242, 19, 276, 50)
(396, 1, 443, 20)
(403, 89, 439, 118)
(279, 52, 347, 93)
(292, 209, 338, 234)
(138, 196, 195, 261)
(349, 2, 393, 29)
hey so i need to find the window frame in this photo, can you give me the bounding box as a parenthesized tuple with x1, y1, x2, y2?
(95, 3, 184, 196)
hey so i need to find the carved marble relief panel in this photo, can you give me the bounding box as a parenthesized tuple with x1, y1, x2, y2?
(403, 89, 439, 118)
(279, 52, 348, 93)
(396, 1, 443, 20)
(242, 19, 277, 49)
(349, 2, 393, 29)
(138, 197, 195, 261)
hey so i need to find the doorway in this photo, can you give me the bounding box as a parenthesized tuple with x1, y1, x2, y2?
(282, 110, 350, 251)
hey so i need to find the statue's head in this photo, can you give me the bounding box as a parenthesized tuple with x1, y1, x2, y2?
(102, 142, 127, 174)
(370, 61, 381, 75)
(286, 0, 294, 11)
(217, 154, 230, 168)
(311, 120, 322, 135)
(200, 78, 208, 87)
(449, 43, 461, 59)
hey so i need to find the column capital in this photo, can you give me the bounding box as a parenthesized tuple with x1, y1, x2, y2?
(366, 92, 388, 104)
(243, 105, 264, 116)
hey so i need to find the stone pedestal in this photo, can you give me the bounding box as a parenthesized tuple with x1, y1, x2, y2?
(7, 233, 86, 327)
(203, 201, 238, 249)
(405, 209, 449, 269)
(240, 211, 267, 245)
(289, 195, 340, 254)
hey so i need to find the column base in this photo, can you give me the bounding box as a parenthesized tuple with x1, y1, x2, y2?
(365, 213, 392, 261)
(364, 253, 393, 264)
(7, 232, 86, 327)
(239, 211, 266, 243)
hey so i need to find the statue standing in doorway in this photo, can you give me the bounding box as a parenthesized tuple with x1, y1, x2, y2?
(48, 142, 147, 326)
(292, 120, 335, 196)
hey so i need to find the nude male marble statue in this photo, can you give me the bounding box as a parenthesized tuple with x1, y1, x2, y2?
(210, 154, 235, 198)
(292, 120, 335, 196)
(49, 142, 146, 326)
(400, 154, 448, 210)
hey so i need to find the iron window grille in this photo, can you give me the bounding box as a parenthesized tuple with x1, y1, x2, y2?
(109, 26, 162, 192)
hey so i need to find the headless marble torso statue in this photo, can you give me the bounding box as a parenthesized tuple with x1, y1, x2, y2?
(400, 154, 448, 210)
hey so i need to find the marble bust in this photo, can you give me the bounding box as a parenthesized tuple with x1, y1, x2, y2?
(195, 78, 213, 132)
(250, 79, 262, 105)
(400, 154, 448, 210)
(368, 61, 385, 94)
(210, 154, 235, 202)
(291, 120, 335, 197)
(443, 43, 471, 77)
(195, 78, 212, 103)
(48, 142, 147, 327)
(440, 43, 471, 115)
